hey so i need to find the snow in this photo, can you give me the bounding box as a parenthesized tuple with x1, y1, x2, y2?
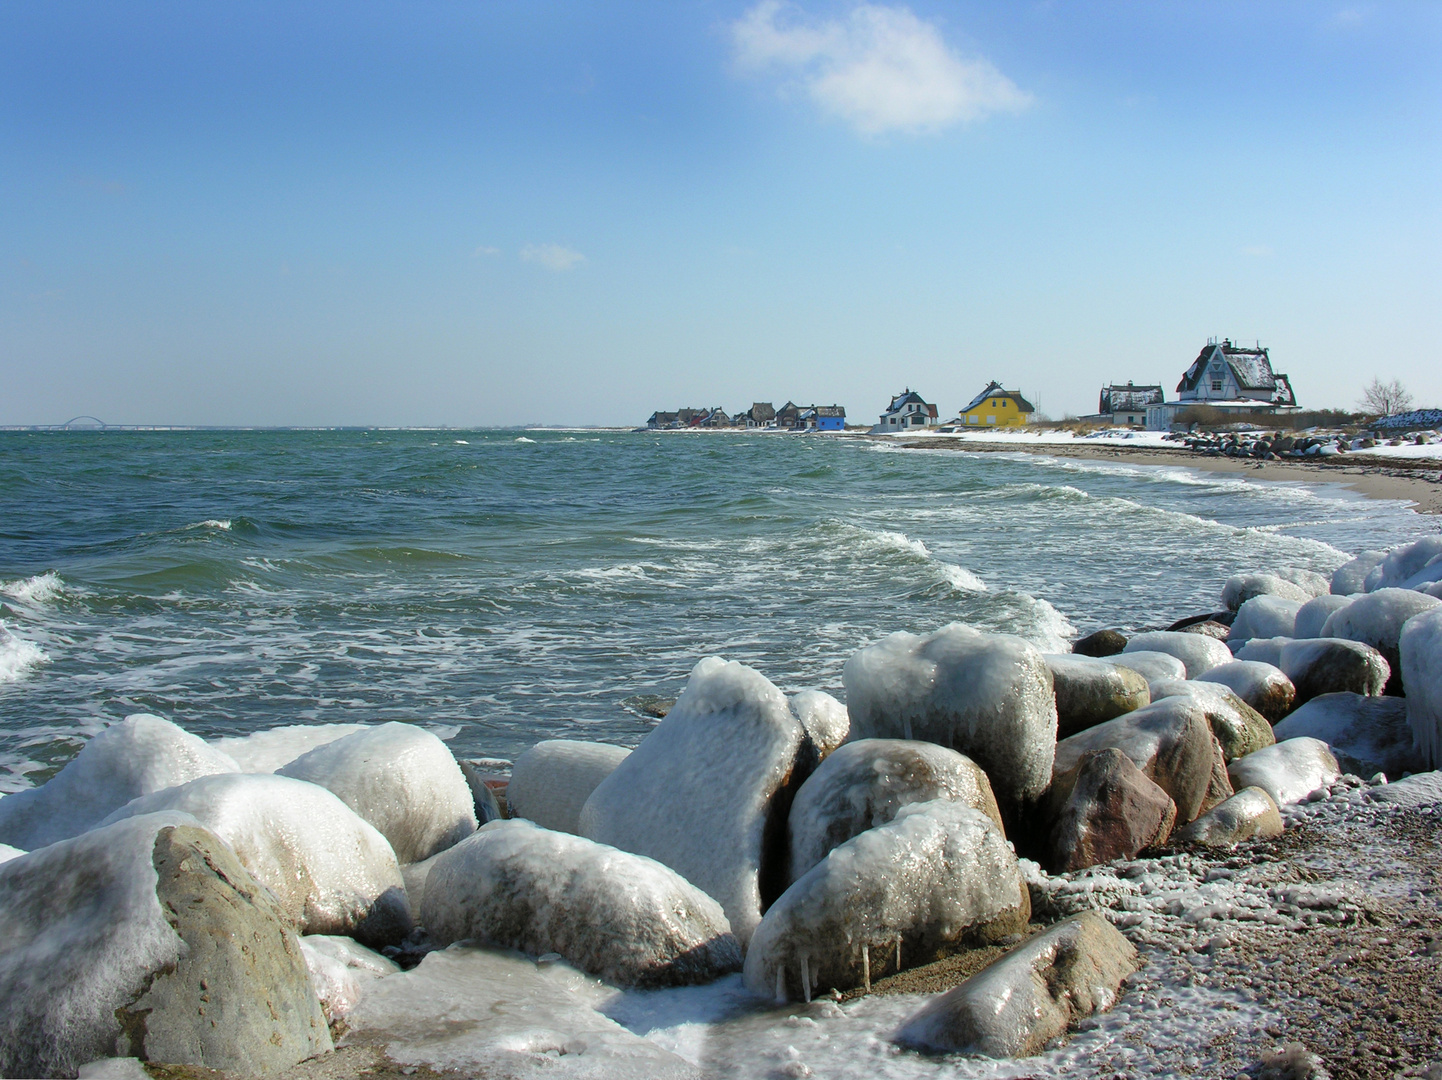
(791, 689, 851, 758)
(1226, 739, 1340, 807)
(1228, 595, 1303, 643)
(1293, 594, 1351, 639)
(1123, 631, 1233, 678)
(211, 723, 368, 773)
(1399, 606, 1442, 768)
(76, 1059, 151, 1079)
(1321, 588, 1440, 657)
(0, 714, 239, 851)
(579, 656, 805, 948)
(508, 739, 631, 835)
(99, 772, 411, 943)
(277, 721, 477, 863)
(1110, 650, 1187, 683)
(1330, 550, 1386, 596)
(1272, 693, 1421, 779)
(1350, 442, 1442, 460)
(886, 428, 1176, 448)
(300, 935, 399, 1022)
(1362, 537, 1442, 592)
(743, 801, 1028, 1002)
(842, 624, 1058, 805)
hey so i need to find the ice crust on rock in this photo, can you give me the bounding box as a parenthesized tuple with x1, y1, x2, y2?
(1273, 692, 1422, 778)
(579, 657, 809, 947)
(1227, 738, 1340, 807)
(1044, 653, 1150, 738)
(1196, 661, 1296, 723)
(1232, 637, 1292, 667)
(278, 721, 477, 864)
(1368, 770, 1442, 807)
(210, 723, 368, 773)
(1123, 631, 1232, 679)
(785, 738, 1001, 884)
(300, 935, 401, 1024)
(1293, 594, 1353, 639)
(1279, 637, 1390, 703)
(1362, 536, 1442, 592)
(1175, 786, 1283, 848)
(1228, 595, 1304, 644)
(842, 623, 1058, 806)
(743, 800, 1030, 1001)
(1399, 605, 1442, 768)
(1331, 550, 1386, 595)
(422, 819, 741, 988)
(895, 911, 1138, 1057)
(1222, 573, 1310, 611)
(1321, 588, 1440, 685)
(0, 842, 24, 865)
(0, 714, 239, 851)
(508, 739, 631, 835)
(790, 689, 850, 758)
(1271, 567, 1331, 599)
(1110, 650, 1187, 683)
(1136, 675, 1275, 759)
(100, 773, 412, 945)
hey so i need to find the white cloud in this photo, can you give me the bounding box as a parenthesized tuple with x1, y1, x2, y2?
(731, 1, 1030, 136)
(520, 243, 586, 272)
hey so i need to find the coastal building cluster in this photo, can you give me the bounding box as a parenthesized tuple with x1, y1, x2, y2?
(646, 401, 846, 431)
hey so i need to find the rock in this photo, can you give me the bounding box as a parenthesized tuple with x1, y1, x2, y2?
(621, 694, 675, 719)
(210, 723, 368, 773)
(1044, 654, 1150, 738)
(1227, 738, 1341, 806)
(299, 935, 399, 1025)
(1175, 786, 1284, 847)
(1400, 606, 1442, 768)
(1229, 595, 1304, 643)
(786, 739, 1001, 884)
(895, 912, 1138, 1057)
(0, 813, 331, 1080)
(1197, 661, 1297, 723)
(457, 760, 505, 824)
(0, 714, 238, 851)
(421, 819, 741, 988)
(1201, 736, 1235, 813)
(1051, 697, 1216, 824)
(506, 740, 631, 835)
(1146, 679, 1276, 761)
(1167, 611, 1235, 633)
(1272, 568, 1331, 599)
(1110, 650, 1187, 683)
(0, 843, 24, 865)
(742, 801, 1030, 1001)
(1322, 588, 1441, 692)
(1279, 638, 1391, 703)
(1362, 537, 1442, 592)
(842, 624, 1058, 808)
(1330, 550, 1387, 596)
(1233, 636, 1292, 667)
(278, 722, 477, 864)
(1122, 631, 1232, 679)
(790, 690, 850, 757)
(1222, 573, 1311, 610)
(1177, 620, 1232, 640)
(578, 657, 812, 947)
(100, 773, 412, 946)
(1368, 770, 1442, 807)
(1273, 693, 1422, 778)
(1293, 594, 1352, 639)
(1072, 629, 1127, 657)
(1048, 748, 1176, 872)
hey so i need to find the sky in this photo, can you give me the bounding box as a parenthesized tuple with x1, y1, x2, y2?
(1, 1, 1438, 426)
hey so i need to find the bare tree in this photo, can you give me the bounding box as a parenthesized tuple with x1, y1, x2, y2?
(1359, 377, 1413, 417)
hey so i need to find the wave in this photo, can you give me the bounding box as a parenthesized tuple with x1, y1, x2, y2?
(0, 623, 48, 684)
(0, 571, 64, 606)
(841, 525, 987, 593)
(185, 519, 233, 531)
(515, 437, 536, 444)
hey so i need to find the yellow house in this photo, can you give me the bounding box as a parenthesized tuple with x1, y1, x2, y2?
(956, 381, 1034, 428)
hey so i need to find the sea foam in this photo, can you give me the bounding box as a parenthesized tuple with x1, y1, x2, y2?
(0, 624, 48, 684)
(0, 572, 63, 606)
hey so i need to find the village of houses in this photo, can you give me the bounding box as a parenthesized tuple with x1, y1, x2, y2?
(644, 339, 1299, 435)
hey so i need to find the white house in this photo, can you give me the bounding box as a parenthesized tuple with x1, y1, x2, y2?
(1147, 340, 1298, 430)
(872, 389, 938, 433)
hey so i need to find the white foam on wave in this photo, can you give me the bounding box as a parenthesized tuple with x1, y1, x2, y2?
(848, 526, 987, 593)
(185, 519, 232, 531)
(515, 437, 536, 444)
(0, 622, 49, 684)
(0, 571, 64, 606)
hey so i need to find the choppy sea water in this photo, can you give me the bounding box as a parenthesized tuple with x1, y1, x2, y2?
(0, 428, 1432, 792)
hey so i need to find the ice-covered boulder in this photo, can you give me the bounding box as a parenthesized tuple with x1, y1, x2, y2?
(422, 819, 740, 988)
(277, 722, 477, 863)
(505, 740, 630, 836)
(210, 723, 368, 773)
(578, 657, 812, 947)
(100, 773, 411, 945)
(1048, 748, 1175, 872)
(299, 935, 399, 1025)
(0, 714, 239, 851)
(791, 689, 850, 757)
(1419, 581, 1442, 600)
(743, 801, 1029, 1002)
(1331, 550, 1386, 596)
(1272, 693, 1422, 778)
(1322, 589, 1441, 692)
(1368, 771, 1442, 808)
(1400, 606, 1442, 768)
(1222, 573, 1310, 611)
(786, 739, 1001, 884)
(842, 624, 1057, 807)
(1402, 557, 1442, 592)
(1051, 697, 1216, 824)
(1279, 638, 1390, 703)
(1110, 650, 1187, 683)
(1228, 595, 1304, 644)
(1143, 680, 1274, 762)
(1197, 661, 1296, 723)
(1232, 637, 1292, 667)
(0, 813, 331, 1079)
(895, 912, 1137, 1057)
(1175, 786, 1284, 847)
(1293, 594, 1352, 639)
(1227, 738, 1340, 807)
(1044, 654, 1150, 738)
(0, 843, 24, 865)
(1072, 628, 1127, 658)
(1122, 631, 1232, 679)
(1272, 568, 1331, 599)
(1363, 537, 1442, 592)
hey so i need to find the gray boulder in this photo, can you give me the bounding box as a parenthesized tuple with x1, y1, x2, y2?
(1044, 654, 1151, 738)
(1279, 638, 1391, 703)
(1197, 661, 1296, 723)
(1293, 594, 1352, 639)
(1362, 537, 1442, 592)
(1142, 680, 1275, 762)
(1322, 589, 1441, 692)
(1123, 631, 1232, 678)
(791, 689, 851, 757)
(1232, 637, 1292, 668)
(1048, 748, 1176, 872)
(1110, 650, 1187, 683)
(1330, 550, 1386, 596)
(1273, 693, 1423, 778)
(1072, 629, 1127, 657)
(1227, 738, 1341, 807)
(1272, 568, 1332, 599)
(507, 739, 631, 835)
(1400, 606, 1442, 769)
(1228, 595, 1304, 643)
(1222, 573, 1310, 610)
(1368, 771, 1442, 808)
(1176, 786, 1284, 847)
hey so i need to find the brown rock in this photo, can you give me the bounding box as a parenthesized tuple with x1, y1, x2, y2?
(1049, 748, 1176, 872)
(1072, 629, 1127, 658)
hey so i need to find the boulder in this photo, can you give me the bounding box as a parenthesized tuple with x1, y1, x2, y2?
(0, 843, 24, 865)
(1227, 738, 1340, 807)
(1399, 606, 1442, 769)
(100, 773, 411, 946)
(1110, 650, 1187, 683)
(299, 935, 399, 1025)
(1330, 550, 1387, 596)
(421, 819, 740, 989)
(1144, 680, 1275, 761)
(742, 801, 1030, 1002)
(1048, 748, 1176, 872)
(1197, 661, 1296, 723)
(786, 739, 1001, 883)
(1293, 594, 1352, 639)
(578, 657, 812, 947)
(0, 813, 330, 1080)
(842, 624, 1058, 807)
(457, 760, 506, 823)
(1272, 693, 1422, 778)
(895, 912, 1137, 1057)
(1167, 611, 1235, 633)
(1044, 654, 1151, 738)
(1201, 736, 1235, 814)
(791, 690, 850, 757)
(1222, 573, 1310, 611)
(1401, 556, 1442, 592)
(1229, 595, 1304, 643)
(1362, 537, 1442, 592)
(1322, 589, 1441, 693)
(1072, 629, 1127, 658)
(1051, 698, 1216, 824)
(0, 714, 238, 851)
(1272, 568, 1331, 599)
(506, 740, 631, 835)
(210, 723, 368, 773)
(278, 722, 477, 864)
(1175, 786, 1284, 847)
(1279, 638, 1391, 703)
(1178, 620, 1232, 640)
(1368, 770, 1442, 808)
(1232, 637, 1292, 667)
(1122, 631, 1232, 679)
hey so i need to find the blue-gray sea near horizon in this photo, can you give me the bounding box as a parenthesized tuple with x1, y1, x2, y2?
(0, 427, 1430, 791)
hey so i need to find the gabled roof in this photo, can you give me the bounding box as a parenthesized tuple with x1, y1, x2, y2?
(1100, 384, 1164, 413)
(886, 389, 932, 412)
(1177, 340, 1296, 406)
(961, 381, 1035, 414)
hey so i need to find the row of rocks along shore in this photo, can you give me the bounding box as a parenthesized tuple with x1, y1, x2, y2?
(2, 538, 1442, 1079)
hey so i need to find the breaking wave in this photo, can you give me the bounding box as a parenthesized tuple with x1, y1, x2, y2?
(0, 571, 64, 606)
(0, 623, 48, 684)
(845, 526, 987, 592)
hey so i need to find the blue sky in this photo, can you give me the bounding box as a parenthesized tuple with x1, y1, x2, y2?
(2, 1, 1438, 426)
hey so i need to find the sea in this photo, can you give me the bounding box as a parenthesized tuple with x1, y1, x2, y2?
(0, 426, 1431, 792)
